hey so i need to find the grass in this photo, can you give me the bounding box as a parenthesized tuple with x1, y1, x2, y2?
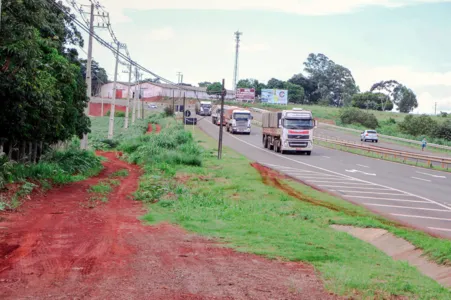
(0, 142, 103, 211)
(89, 116, 148, 150)
(86, 178, 121, 207)
(123, 115, 451, 298)
(315, 139, 451, 172)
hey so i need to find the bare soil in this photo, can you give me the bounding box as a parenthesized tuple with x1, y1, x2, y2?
(0, 153, 338, 299)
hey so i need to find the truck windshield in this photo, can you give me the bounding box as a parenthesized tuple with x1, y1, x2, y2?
(201, 104, 211, 108)
(283, 119, 314, 129)
(233, 113, 250, 121)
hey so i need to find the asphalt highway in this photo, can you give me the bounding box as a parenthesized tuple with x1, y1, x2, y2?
(198, 117, 451, 239)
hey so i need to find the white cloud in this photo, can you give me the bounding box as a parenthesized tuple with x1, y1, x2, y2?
(99, 0, 451, 23)
(145, 27, 175, 41)
(414, 93, 451, 114)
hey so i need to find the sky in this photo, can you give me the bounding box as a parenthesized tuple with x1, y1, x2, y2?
(70, 0, 451, 114)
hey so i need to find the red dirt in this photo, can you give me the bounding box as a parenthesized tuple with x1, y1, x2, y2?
(0, 153, 339, 299)
(155, 124, 162, 133)
(146, 123, 153, 133)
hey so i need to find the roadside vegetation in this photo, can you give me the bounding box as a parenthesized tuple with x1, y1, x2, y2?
(0, 140, 103, 211)
(118, 114, 451, 298)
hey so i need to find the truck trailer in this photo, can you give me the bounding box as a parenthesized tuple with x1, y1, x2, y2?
(262, 108, 316, 155)
(225, 108, 252, 135)
(212, 105, 234, 126)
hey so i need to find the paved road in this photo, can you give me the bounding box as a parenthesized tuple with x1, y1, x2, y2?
(198, 118, 451, 239)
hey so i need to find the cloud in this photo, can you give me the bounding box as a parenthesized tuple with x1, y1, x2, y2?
(414, 93, 451, 114)
(145, 27, 175, 41)
(99, 0, 451, 23)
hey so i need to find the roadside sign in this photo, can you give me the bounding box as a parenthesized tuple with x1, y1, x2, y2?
(185, 110, 191, 117)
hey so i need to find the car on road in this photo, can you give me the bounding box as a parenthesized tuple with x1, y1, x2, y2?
(147, 104, 157, 109)
(360, 130, 378, 143)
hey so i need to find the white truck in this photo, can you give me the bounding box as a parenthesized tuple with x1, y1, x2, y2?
(196, 101, 212, 116)
(262, 108, 316, 155)
(225, 108, 252, 135)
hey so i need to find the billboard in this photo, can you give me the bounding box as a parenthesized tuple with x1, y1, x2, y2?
(261, 89, 288, 105)
(235, 88, 255, 102)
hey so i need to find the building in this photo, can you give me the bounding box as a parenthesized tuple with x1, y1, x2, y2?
(99, 81, 235, 101)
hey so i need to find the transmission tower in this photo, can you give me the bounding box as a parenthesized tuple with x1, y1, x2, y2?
(232, 31, 242, 91)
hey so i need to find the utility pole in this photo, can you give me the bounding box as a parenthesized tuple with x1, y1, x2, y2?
(218, 79, 225, 159)
(80, 3, 95, 150)
(176, 72, 182, 84)
(137, 73, 142, 119)
(132, 67, 138, 124)
(183, 92, 186, 126)
(124, 63, 132, 128)
(107, 42, 120, 139)
(172, 89, 175, 114)
(232, 31, 242, 91)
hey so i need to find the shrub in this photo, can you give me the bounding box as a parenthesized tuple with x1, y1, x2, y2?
(339, 108, 379, 129)
(432, 119, 451, 141)
(106, 110, 127, 117)
(164, 106, 174, 117)
(398, 115, 438, 137)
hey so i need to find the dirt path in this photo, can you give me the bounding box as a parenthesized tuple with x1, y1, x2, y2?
(0, 152, 338, 300)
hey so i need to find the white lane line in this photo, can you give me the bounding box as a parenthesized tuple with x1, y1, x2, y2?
(416, 171, 447, 179)
(328, 187, 391, 191)
(428, 227, 451, 232)
(340, 191, 409, 196)
(346, 169, 376, 176)
(286, 173, 339, 177)
(357, 164, 370, 168)
(411, 177, 432, 182)
(366, 203, 450, 212)
(292, 176, 348, 180)
(201, 120, 451, 211)
(307, 181, 373, 185)
(347, 196, 428, 203)
(392, 214, 451, 222)
(322, 156, 331, 159)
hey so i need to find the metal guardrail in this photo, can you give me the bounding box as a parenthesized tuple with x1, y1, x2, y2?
(315, 135, 451, 169)
(320, 123, 451, 151)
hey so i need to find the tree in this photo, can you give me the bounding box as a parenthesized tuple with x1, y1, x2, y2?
(237, 78, 266, 97)
(303, 53, 358, 106)
(266, 78, 285, 89)
(393, 85, 418, 113)
(351, 92, 393, 111)
(0, 0, 90, 155)
(80, 59, 108, 96)
(198, 81, 212, 88)
(370, 80, 400, 111)
(283, 82, 305, 104)
(206, 82, 223, 98)
(288, 74, 320, 103)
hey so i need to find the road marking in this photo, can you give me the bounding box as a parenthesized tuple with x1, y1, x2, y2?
(291, 175, 347, 180)
(428, 227, 451, 232)
(200, 119, 451, 211)
(345, 169, 376, 176)
(392, 214, 451, 222)
(306, 180, 360, 184)
(411, 177, 431, 182)
(346, 196, 428, 203)
(357, 164, 370, 168)
(327, 186, 391, 190)
(366, 203, 450, 212)
(322, 156, 331, 159)
(341, 191, 409, 196)
(416, 171, 446, 179)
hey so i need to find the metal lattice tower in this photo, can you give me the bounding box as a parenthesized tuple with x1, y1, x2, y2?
(232, 31, 242, 91)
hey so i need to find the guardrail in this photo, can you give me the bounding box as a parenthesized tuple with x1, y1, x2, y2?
(315, 135, 451, 170)
(320, 123, 451, 151)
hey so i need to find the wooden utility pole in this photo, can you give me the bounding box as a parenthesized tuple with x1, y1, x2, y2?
(218, 79, 225, 159)
(124, 63, 132, 128)
(183, 92, 186, 126)
(172, 90, 175, 114)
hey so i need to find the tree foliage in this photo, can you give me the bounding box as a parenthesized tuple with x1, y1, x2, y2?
(393, 85, 418, 113)
(0, 0, 90, 146)
(236, 78, 266, 97)
(198, 81, 212, 88)
(80, 59, 108, 96)
(340, 108, 379, 129)
(288, 74, 320, 104)
(398, 115, 437, 136)
(369, 80, 400, 111)
(351, 92, 393, 111)
(206, 82, 223, 95)
(303, 53, 359, 107)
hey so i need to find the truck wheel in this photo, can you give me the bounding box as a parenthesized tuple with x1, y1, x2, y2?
(306, 151, 312, 156)
(273, 141, 278, 153)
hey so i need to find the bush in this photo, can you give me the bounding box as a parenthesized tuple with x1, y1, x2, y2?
(432, 119, 451, 141)
(164, 106, 174, 117)
(339, 108, 379, 129)
(398, 115, 438, 137)
(106, 110, 127, 117)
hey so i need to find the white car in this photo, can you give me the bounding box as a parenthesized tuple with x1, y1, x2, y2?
(361, 130, 378, 143)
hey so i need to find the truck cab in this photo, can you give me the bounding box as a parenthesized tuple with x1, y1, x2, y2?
(226, 109, 252, 134)
(280, 109, 316, 152)
(197, 101, 212, 116)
